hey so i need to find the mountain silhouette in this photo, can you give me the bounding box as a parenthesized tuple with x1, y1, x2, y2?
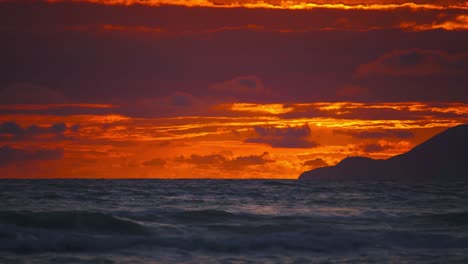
(299, 124, 468, 180)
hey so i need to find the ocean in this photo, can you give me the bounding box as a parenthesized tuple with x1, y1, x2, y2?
(1, 179, 468, 263)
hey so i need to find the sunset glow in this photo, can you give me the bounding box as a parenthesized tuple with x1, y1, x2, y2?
(0, 0, 467, 178)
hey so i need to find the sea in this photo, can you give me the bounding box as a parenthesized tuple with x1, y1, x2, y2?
(1, 179, 468, 263)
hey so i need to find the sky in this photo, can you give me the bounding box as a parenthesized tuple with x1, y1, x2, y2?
(0, 0, 467, 178)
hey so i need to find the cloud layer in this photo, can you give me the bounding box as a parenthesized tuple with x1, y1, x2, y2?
(0, 0, 466, 178)
(175, 152, 274, 170)
(0, 145, 63, 166)
(245, 125, 318, 148)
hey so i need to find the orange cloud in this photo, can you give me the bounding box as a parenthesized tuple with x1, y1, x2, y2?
(0, 101, 466, 178)
(228, 103, 294, 114)
(44, 0, 468, 10)
(401, 15, 468, 31)
(224, 102, 468, 118)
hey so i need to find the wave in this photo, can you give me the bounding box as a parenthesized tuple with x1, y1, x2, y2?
(1, 210, 468, 254)
(0, 227, 148, 253)
(0, 210, 147, 235)
(0, 210, 150, 253)
(168, 209, 245, 223)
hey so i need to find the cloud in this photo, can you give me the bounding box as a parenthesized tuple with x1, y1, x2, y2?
(355, 49, 468, 77)
(71, 124, 81, 132)
(175, 152, 274, 170)
(2, 1, 467, 105)
(336, 129, 415, 139)
(245, 125, 319, 148)
(223, 152, 273, 170)
(141, 158, 166, 167)
(0, 83, 67, 104)
(359, 143, 392, 153)
(211, 76, 272, 98)
(279, 102, 468, 120)
(37, 0, 468, 10)
(0, 122, 23, 136)
(165, 92, 197, 107)
(0, 122, 78, 139)
(352, 50, 468, 101)
(0, 145, 64, 166)
(225, 103, 294, 115)
(354, 140, 413, 154)
(352, 140, 413, 154)
(303, 158, 329, 168)
(0, 104, 117, 116)
(401, 15, 468, 31)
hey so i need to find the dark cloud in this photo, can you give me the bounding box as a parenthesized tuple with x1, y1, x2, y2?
(352, 50, 467, 102)
(224, 152, 273, 170)
(175, 152, 273, 170)
(0, 121, 78, 139)
(336, 129, 414, 139)
(71, 124, 80, 132)
(0, 122, 23, 136)
(141, 158, 166, 167)
(0, 145, 64, 166)
(169, 93, 194, 107)
(50, 123, 67, 134)
(355, 49, 468, 77)
(245, 125, 318, 148)
(211, 76, 272, 98)
(359, 143, 392, 153)
(212, 76, 269, 94)
(303, 158, 329, 168)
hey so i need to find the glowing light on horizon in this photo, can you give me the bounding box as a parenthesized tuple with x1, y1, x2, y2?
(1, 101, 466, 178)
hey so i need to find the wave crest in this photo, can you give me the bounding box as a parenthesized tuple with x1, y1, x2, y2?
(0, 210, 147, 235)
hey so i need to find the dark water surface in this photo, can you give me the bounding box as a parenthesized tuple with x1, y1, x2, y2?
(1, 179, 468, 263)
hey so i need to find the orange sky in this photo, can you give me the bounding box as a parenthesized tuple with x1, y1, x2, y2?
(1, 102, 466, 178)
(0, 0, 467, 178)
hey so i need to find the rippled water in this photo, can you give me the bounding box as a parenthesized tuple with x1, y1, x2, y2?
(1, 179, 468, 263)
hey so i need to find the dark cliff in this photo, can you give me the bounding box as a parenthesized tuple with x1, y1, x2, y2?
(299, 124, 468, 180)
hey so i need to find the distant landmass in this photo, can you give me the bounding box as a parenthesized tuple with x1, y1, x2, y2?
(299, 124, 468, 180)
